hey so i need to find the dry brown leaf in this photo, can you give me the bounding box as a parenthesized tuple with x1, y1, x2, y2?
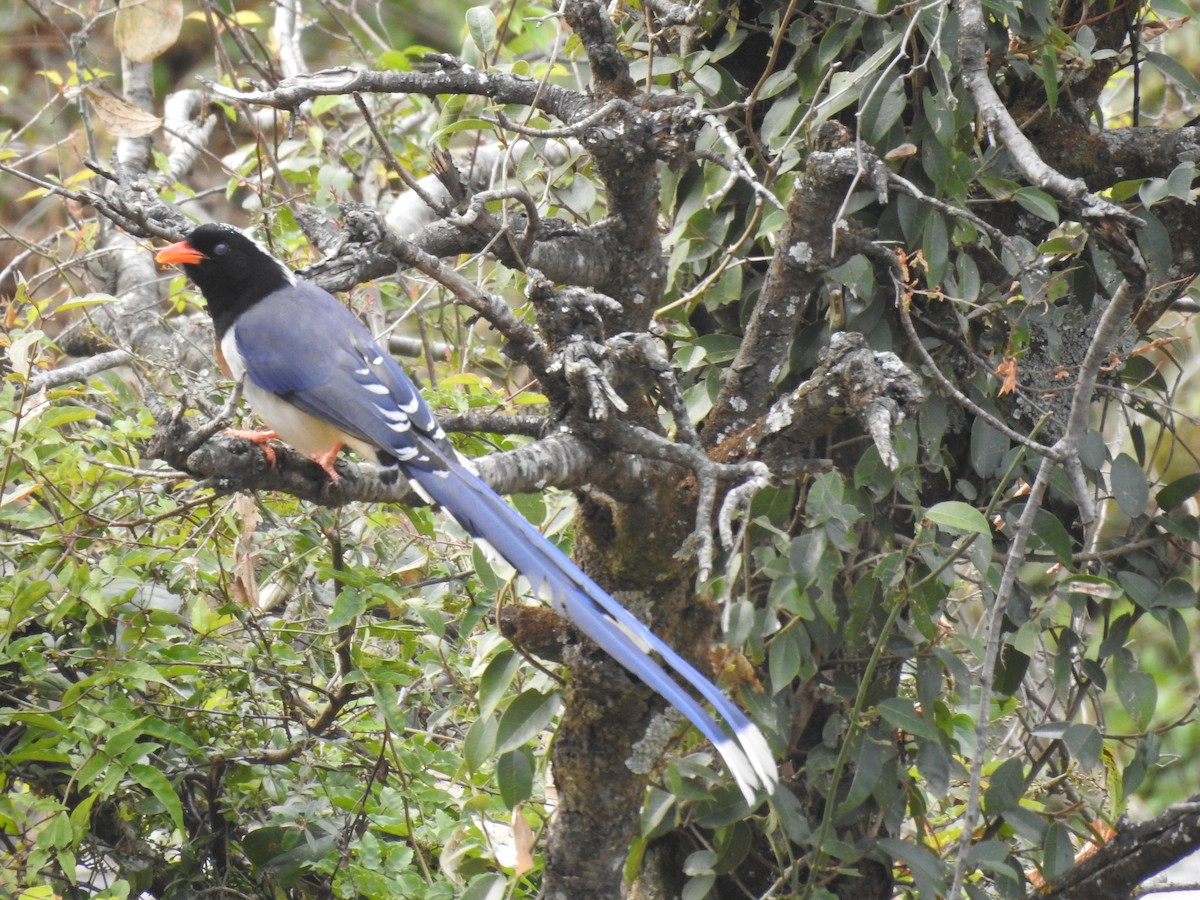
(115, 0, 184, 63)
(80, 84, 162, 138)
(233, 495, 262, 609)
(512, 805, 535, 877)
(1142, 16, 1190, 40)
(995, 356, 1018, 396)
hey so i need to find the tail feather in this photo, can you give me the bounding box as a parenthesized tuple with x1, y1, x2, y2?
(410, 458, 778, 803)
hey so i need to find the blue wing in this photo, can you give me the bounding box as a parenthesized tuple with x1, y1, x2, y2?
(232, 278, 778, 802)
(232, 281, 451, 470)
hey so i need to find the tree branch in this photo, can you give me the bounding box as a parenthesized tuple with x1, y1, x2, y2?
(199, 57, 592, 126)
(1038, 798, 1200, 899)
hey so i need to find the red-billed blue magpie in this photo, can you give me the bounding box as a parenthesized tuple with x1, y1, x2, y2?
(156, 223, 777, 803)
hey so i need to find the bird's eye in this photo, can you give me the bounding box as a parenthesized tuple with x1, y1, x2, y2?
(213, 242, 229, 256)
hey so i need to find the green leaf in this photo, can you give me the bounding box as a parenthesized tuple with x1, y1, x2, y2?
(966, 840, 1022, 889)
(461, 873, 507, 900)
(993, 644, 1030, 697)
(878, 697, 941, 741)
(1150, 0, 1193, 17)
(916, 737, 950, 797)
(768, 628, 803, 694)
(983, 757, 1024, 816)
(115, 660, 175, 689)
(496, 748, 534, 807)
(1145, 50, 1200, 99)
(242, 825, 300, 866)
(1040, 45, 1058, 110)
(130, 764, 183, 833)
(1118, 571, 1161, 610)
(496, 688, 561, 755)
(478, 650, 521, 719)
(924, 501, 990, 535)
(328, 587, 366, 628)
(1123, 733, 1159, 798)
(813, 32, 904, 124)
(464, 715, 498, 774)
(1156, 472, 1200, 510)
(1169, 607, 1191, 656)
(465, 7, 498, 54)
(681, 874, 716, 900)
(862, 75, 906, 144)
(1031, 509, 1073, 564)
(640, 787, 677, 840)
(1109, 452, 1149, 517)
(1041, 822, 1074, 880)
(370, 681, 408, 736)
(683, 849, 717, 875)
(376, 49, 413, 71)
(837, 735, 884, 815)
(1013, 186, 1059, 223)
(54, 292, 117, 313)
(1063, 723, 1101, 769)
(1104, 177, 1149, 201)
(1114, 655, 1157, 731)
(42, 407, 99, 429)
(877, 838, 946, 896)
(970, 417, 1010, 478)
(102, 716, 152, 760)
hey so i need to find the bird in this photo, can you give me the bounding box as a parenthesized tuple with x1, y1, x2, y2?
(156, 223, 778, 804)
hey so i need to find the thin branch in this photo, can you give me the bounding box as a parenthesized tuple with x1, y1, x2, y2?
(953, 0, 1141, 227)
(198, 58, 590, 125)
(27, 349, 133, 393)
(894, 269, 1059, 459)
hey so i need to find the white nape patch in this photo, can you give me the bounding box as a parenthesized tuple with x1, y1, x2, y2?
(362, 383, 390, 395)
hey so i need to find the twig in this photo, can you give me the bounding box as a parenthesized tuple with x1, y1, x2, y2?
(494, 101, 622, 138)
(893, 268, 1058, 459)
(27, 349, 133, 393)
(352, 93, 451, 218)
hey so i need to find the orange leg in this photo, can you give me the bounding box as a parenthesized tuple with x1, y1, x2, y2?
(226, 428, 279, 465)
(310, 443, 343, 480)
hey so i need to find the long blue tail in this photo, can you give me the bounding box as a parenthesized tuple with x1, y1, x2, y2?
(410, 457, 778, 804)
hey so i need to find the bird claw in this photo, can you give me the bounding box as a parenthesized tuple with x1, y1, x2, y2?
(310, 444, 343, 480)
(225, 428, 279, 465)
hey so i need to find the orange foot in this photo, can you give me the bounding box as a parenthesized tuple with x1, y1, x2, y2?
(310, 443, 343, 480)
(226, 428, 279, 465)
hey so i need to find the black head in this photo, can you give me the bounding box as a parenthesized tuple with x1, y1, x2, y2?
(156, 224, 294, 333)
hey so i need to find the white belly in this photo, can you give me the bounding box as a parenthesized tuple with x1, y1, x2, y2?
(242, 379, 350, 456)
(222, 329, 377, 462)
